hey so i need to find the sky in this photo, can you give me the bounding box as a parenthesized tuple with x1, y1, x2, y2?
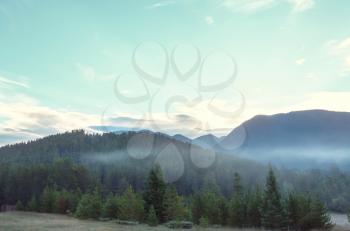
(0, 0, 350, 145)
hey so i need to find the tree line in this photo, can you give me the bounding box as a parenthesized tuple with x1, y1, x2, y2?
(7, 161, 333, 230)
(1, 130, 350, 213)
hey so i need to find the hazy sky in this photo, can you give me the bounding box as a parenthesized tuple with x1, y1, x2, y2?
(0, 0, 350, 145)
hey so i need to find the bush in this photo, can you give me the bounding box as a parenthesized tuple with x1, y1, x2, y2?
(75, 191, 102, 219)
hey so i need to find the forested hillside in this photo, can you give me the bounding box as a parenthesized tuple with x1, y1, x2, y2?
(0, 130, 350, 213)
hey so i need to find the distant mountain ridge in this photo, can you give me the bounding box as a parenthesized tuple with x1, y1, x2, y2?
(1, 109, 350, 169)
(228, 110, 350, 149)
(220, 110, 350, 168)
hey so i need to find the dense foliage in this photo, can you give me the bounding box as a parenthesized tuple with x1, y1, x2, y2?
(1, 159, 333, 230)
(0, 130, 349, 212)
(0, 130, 344, 230)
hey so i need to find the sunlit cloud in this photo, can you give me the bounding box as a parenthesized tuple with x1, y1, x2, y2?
(205, 16, 214, 25)
(326, 37, 350, 73)
(147, 0, 176, 9)
(288, 0, 315, 12)
(0, 75, 29, 89)
(295, 58, 306, 65)
(221, 0, 276, 13)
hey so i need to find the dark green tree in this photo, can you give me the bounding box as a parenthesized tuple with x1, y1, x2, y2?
(261, 167, 286, 230)
(75, 189, 102, 219)
(40, 186, 57, 213)
(117, 185, 144, 222)
(246, 187, 262, 228)
(143, 165, 166, 223)
(163, 185, 187, 222)
(228, 172, 245, 227)
(101, 193, 119, 218)
(299, 199, 333, 231)
(191, 194, 204, 225)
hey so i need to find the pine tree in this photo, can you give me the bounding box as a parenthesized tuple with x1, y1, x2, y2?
(163, 185, 187, 222)
(75, 189, 102, 219)
(101, 193, 119, 218)
(143, 165, 166, 223)
(201, 187, 225, 225)
(246, 187, 262, 228)
(286, 192, 300, 230)
(147, 205, 158, 226)
(261, 167, 286, 230)
(229, 172, 245, 227)
(299, 199, 333, 231)
(118, 185, 144, 222)
(191, 194, 204, 225)
(40, 186, 57, 213)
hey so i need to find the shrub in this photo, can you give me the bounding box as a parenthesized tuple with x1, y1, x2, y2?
(75, 191, 102, 219)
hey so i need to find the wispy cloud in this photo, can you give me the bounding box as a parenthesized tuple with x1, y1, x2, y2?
(0, 96, 101, 146)
(221, 0, 315, 13)
(221, 0, 276, 13)
(288, 0, 315, 12)
(0, 75, 29, 88)
(326, 37, 350, 73)
(147, 0, 176, 9)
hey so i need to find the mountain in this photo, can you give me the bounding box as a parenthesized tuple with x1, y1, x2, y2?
(193, 134, 220, 149)
(172, 134, 192, 143)
(220, 110, 350, 169)
(0, 129, 266, 196)
(2, 116, 350, 211)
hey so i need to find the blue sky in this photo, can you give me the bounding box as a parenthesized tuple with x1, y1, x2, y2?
(0, 0, 350, 145)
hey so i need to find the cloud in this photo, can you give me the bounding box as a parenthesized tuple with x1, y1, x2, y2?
(288, 0, 314, 12)
(326, 37, 350, 72)
(0, 86, 101, 146)
(295, 58, 306, 65)
(0, 75, 29, 88)
(305, 72, 317, 80)
(205, 16, 214, 25)
(221, 0, 276, 13)
(288, 91, 350, 112)
(147, 0, 175, 9)
(221, 0, 314, 13)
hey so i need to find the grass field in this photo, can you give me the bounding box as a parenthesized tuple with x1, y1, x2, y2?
(0, 211, 258, 231)
(0, 211, 348, 231)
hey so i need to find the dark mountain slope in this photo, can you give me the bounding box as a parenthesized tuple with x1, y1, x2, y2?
(220, 110, 350, 168)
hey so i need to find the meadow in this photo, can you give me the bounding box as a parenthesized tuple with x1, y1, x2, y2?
(0, 212, 349, 231)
